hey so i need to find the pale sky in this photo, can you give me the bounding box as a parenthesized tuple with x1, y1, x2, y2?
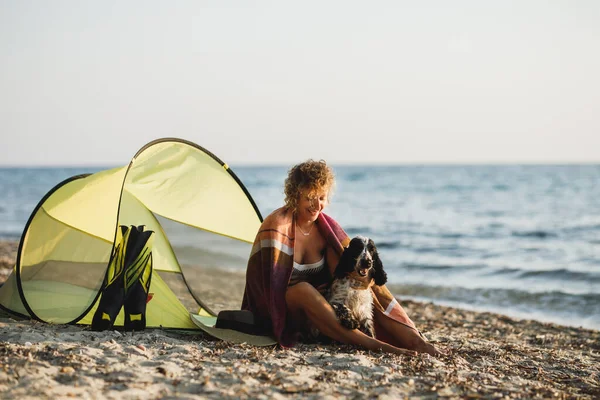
(1, 1, 599, 166)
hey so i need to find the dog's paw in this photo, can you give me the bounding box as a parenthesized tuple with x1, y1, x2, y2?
(331, 302, 360, 330)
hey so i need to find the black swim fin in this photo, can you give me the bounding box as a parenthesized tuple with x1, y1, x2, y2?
(123, 225, 154, 332)
(91, 225, 131, 331)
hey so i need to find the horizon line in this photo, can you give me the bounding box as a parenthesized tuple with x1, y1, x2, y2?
(0, 160, 599, 168)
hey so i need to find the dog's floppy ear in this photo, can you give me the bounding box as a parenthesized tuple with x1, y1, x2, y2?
(334, 246, 354, 278)
(370, 240, 387, 286)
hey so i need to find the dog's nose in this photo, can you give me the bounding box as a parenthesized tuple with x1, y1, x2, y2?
(359, 258, 373, 269)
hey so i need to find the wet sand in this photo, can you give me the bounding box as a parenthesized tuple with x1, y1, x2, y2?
(1, 240, 599, 399)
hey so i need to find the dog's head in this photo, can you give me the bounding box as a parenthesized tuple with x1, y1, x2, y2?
(334, 236, 387, 286)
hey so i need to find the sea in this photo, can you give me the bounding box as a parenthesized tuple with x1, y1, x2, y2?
(0, 165, 599, 330)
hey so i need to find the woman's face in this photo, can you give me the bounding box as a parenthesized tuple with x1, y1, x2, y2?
(296, 187, 328, 223)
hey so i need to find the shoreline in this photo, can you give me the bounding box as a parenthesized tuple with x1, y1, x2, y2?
(2, 239, 596, 331)
(1, 239, 599, 398)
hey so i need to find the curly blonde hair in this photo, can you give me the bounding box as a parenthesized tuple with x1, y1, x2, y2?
(284, 159, 335, 213)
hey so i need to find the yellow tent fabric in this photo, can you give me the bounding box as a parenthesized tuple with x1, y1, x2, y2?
(0, 138, 262, 329)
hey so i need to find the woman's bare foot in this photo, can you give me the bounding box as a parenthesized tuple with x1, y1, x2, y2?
(392, 347, 418, 357)
(416, 341, 447, 356)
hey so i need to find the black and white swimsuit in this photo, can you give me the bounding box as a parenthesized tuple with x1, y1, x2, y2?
(288, 256, 326, 287)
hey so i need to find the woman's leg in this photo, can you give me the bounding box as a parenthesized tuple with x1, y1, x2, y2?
(373, 309, 441, 356)
(286, 282, 416, 356)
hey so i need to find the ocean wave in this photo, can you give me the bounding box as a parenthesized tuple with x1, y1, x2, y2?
(244, 179, 276, 188)
(485, 267, 600, 282)
(518, 268, 600, 282)
(372, 241, 400, 249)
(438, 232, 465, 239)
(483, 267, 522, 276)
(338, 236, 402, 249)
(345, 227, 375, 236)
(413, 231, 467, 239)
(391, 283, 600, 306)
(0, 231, 21, 241)
(441, 184, 477, 192)
(511, 230, 558, 239)
(400, 263, 482, 271)
(564, 223, 600, 232)
(412, 244, 463, 254)
(388, 283, 600, 327)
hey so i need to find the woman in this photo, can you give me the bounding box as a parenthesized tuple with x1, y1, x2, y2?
(242, 160, 439, 356)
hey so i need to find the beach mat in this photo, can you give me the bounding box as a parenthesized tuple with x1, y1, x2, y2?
(190, 313, 277, 347)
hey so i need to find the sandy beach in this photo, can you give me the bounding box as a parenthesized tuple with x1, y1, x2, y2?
(1, 239, 599, 399)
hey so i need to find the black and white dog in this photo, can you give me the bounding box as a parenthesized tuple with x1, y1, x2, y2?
(327, 236, 387, 337)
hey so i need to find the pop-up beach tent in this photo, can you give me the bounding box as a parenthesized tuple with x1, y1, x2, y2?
(0, 138, 264, 333)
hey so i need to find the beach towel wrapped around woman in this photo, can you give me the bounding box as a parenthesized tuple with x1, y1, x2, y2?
(242, 207, 418, 347)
